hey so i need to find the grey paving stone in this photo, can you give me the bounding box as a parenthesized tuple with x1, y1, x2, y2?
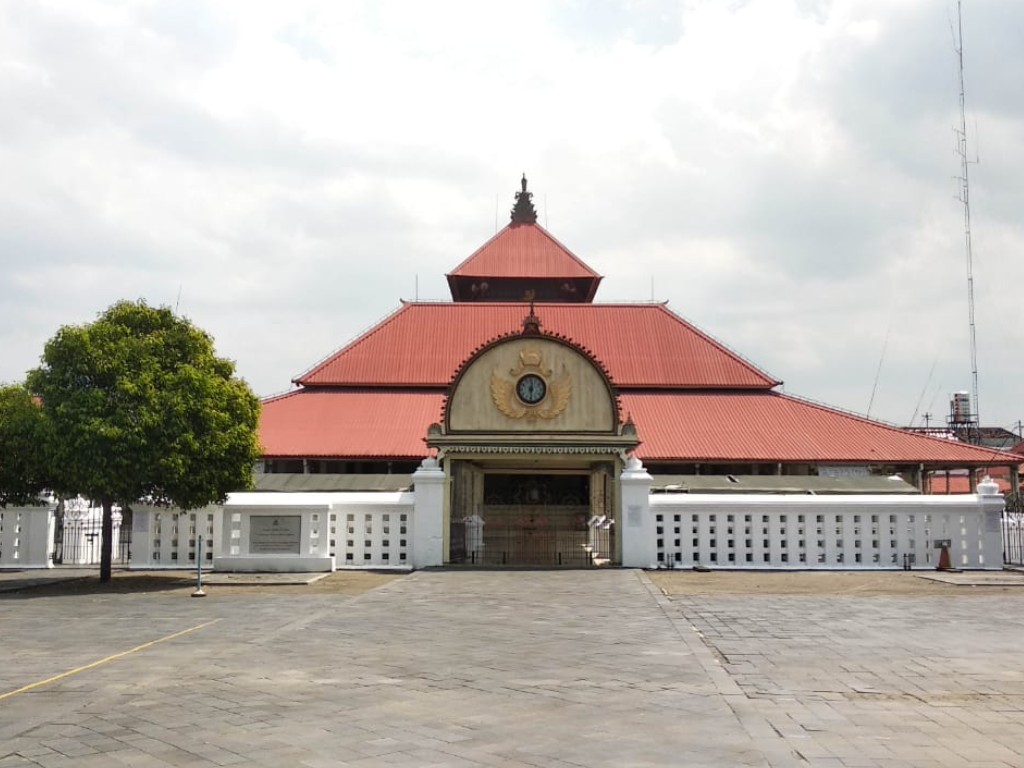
(2, 571, 1023, 766)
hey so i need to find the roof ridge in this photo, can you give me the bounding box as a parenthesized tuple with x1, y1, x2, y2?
(445, 224, 511, 276)
(398, 300, 683, 308)
(260, 388, 305, 405)
(530, 222, 602, 277)
(445, 221, 601, 279)
(655, 303, 781, 388)
(776, 391, 1018, 464)
(292, 303, 410, 385)
(294, 302, 786, 389)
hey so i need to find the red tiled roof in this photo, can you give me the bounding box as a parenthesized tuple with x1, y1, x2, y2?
(297, 303, 779, 389)
(622, 392, 1018, 465)
(260, 389, 444, 458)
(924, 475, 1014, 494)
(260, 387, 1015, 467)
(447, 222, 600, 279)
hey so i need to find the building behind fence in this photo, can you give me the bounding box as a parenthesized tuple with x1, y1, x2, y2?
(0, 468, 1012, 572)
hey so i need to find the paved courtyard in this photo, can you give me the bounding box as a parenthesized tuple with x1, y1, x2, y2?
(1, 570, 1023, 767)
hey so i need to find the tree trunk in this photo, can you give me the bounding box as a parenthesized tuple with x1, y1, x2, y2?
(100, 498, 113, 582)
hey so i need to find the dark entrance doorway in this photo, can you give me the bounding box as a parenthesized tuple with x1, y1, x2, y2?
(449, 472, 614, 566)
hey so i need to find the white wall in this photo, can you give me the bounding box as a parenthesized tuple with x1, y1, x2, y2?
(642, 492, 1004, 570)
(0, 505, 55, 569)
(130, 505, 218, 570)
(122, 477, 1006, 572)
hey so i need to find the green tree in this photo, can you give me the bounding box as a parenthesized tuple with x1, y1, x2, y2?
(28, 300, 261, 581)
(0, 383, 51, 507)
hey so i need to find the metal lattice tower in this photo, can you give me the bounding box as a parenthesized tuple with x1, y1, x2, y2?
(954, 1, 980, 436)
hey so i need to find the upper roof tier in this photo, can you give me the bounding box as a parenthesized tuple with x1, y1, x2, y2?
(446, 177, 602, 302)
(295, 302, 780, 389)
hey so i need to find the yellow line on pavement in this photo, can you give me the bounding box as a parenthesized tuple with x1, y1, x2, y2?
(0, 618, 221, 701)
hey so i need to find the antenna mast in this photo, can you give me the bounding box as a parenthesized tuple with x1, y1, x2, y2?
(954, 0, 980, 436)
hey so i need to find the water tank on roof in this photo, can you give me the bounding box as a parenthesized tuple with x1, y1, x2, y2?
(951, 391, 972, 422)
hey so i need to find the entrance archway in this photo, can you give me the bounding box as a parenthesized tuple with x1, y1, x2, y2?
(428, 316, 638, 567)
(447, 464, 616, 566)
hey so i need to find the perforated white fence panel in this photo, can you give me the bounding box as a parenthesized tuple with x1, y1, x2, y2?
(0, 508, 26, 565)
(148, 509, 216, 567)
(0, 507, 54, 568)
(331, 506, 410, 568)
(652, 496, 997, 570)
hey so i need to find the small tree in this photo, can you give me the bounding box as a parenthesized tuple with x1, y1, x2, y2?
(0, 383, 51, 507)
(28, 300, 261, 581)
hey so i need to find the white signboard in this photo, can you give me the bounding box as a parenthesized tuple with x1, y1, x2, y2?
(249, 515, 302, 554)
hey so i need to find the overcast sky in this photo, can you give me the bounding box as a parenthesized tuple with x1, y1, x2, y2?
(2, 0, 1022, 434)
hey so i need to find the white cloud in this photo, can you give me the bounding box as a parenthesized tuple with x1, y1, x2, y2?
(1, 0, 1021, 433)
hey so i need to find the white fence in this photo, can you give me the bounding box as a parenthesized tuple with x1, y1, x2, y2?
(330, 500, 412, 568)
(130, 505, 217, 569)
(0, 483, 1009, 573)
(1004, 511, 1024, 566)
(649, 494, 1005, 570)
(0, 506, 55, 569)
(128, 493, 415, 571)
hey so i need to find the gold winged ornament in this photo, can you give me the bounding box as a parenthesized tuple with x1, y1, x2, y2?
(491, 349, 572, 421)
(490, 375, 526, 419)
(537, 367, 571, 419)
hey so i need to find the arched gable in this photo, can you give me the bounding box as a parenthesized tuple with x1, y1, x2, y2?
(444, 332, 620, 435)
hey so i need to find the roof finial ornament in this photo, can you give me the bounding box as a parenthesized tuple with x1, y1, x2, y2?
(522, 298, 541, 335)
(510, 173, 538, 224)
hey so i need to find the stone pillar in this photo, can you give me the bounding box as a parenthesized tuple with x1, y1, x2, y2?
(411, 457, 446, 568)
(128, 505, 156, 569)
(977, 476, 1005, 569)
(620, 455, 655, 568)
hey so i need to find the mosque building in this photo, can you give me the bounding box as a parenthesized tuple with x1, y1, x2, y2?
(254, 177, 1016, 567)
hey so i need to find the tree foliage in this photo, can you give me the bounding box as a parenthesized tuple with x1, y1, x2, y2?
(28, 300, 262, 579)
(0, 383, 51, 507)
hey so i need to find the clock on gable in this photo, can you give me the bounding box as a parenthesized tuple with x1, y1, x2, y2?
(516, 373, 547, 404)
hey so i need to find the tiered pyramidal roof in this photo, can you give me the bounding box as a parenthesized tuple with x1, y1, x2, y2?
(261, 177, 1012, 469)
(446, 175, 602, 303)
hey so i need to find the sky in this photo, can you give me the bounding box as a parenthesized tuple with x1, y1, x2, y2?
(2, 0, 1022, 435)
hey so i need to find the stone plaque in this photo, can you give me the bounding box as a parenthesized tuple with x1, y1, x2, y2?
(249, 515, 301, 554)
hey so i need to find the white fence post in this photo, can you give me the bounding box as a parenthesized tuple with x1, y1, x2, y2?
(129, 505, 155, 569)
(977, 477, 1004, 568)
(411, 457, 445, 568)
(620, 456, 654, 568)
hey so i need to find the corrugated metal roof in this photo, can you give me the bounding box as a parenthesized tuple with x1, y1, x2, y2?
(254, 474, 413, 492)
(622, 392, 1017, 465)
(260, 389, 443, 458)
(924, 475, 1013, 494)
(650, 475, 921, 494)
(259, 387, 1016, 467)
(296, 303, 779, 389)
(447, 222, 601, 279)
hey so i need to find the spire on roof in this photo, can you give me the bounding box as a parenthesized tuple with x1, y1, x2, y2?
(522, 299, 541, 335)
(510, 173, 538, 224)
